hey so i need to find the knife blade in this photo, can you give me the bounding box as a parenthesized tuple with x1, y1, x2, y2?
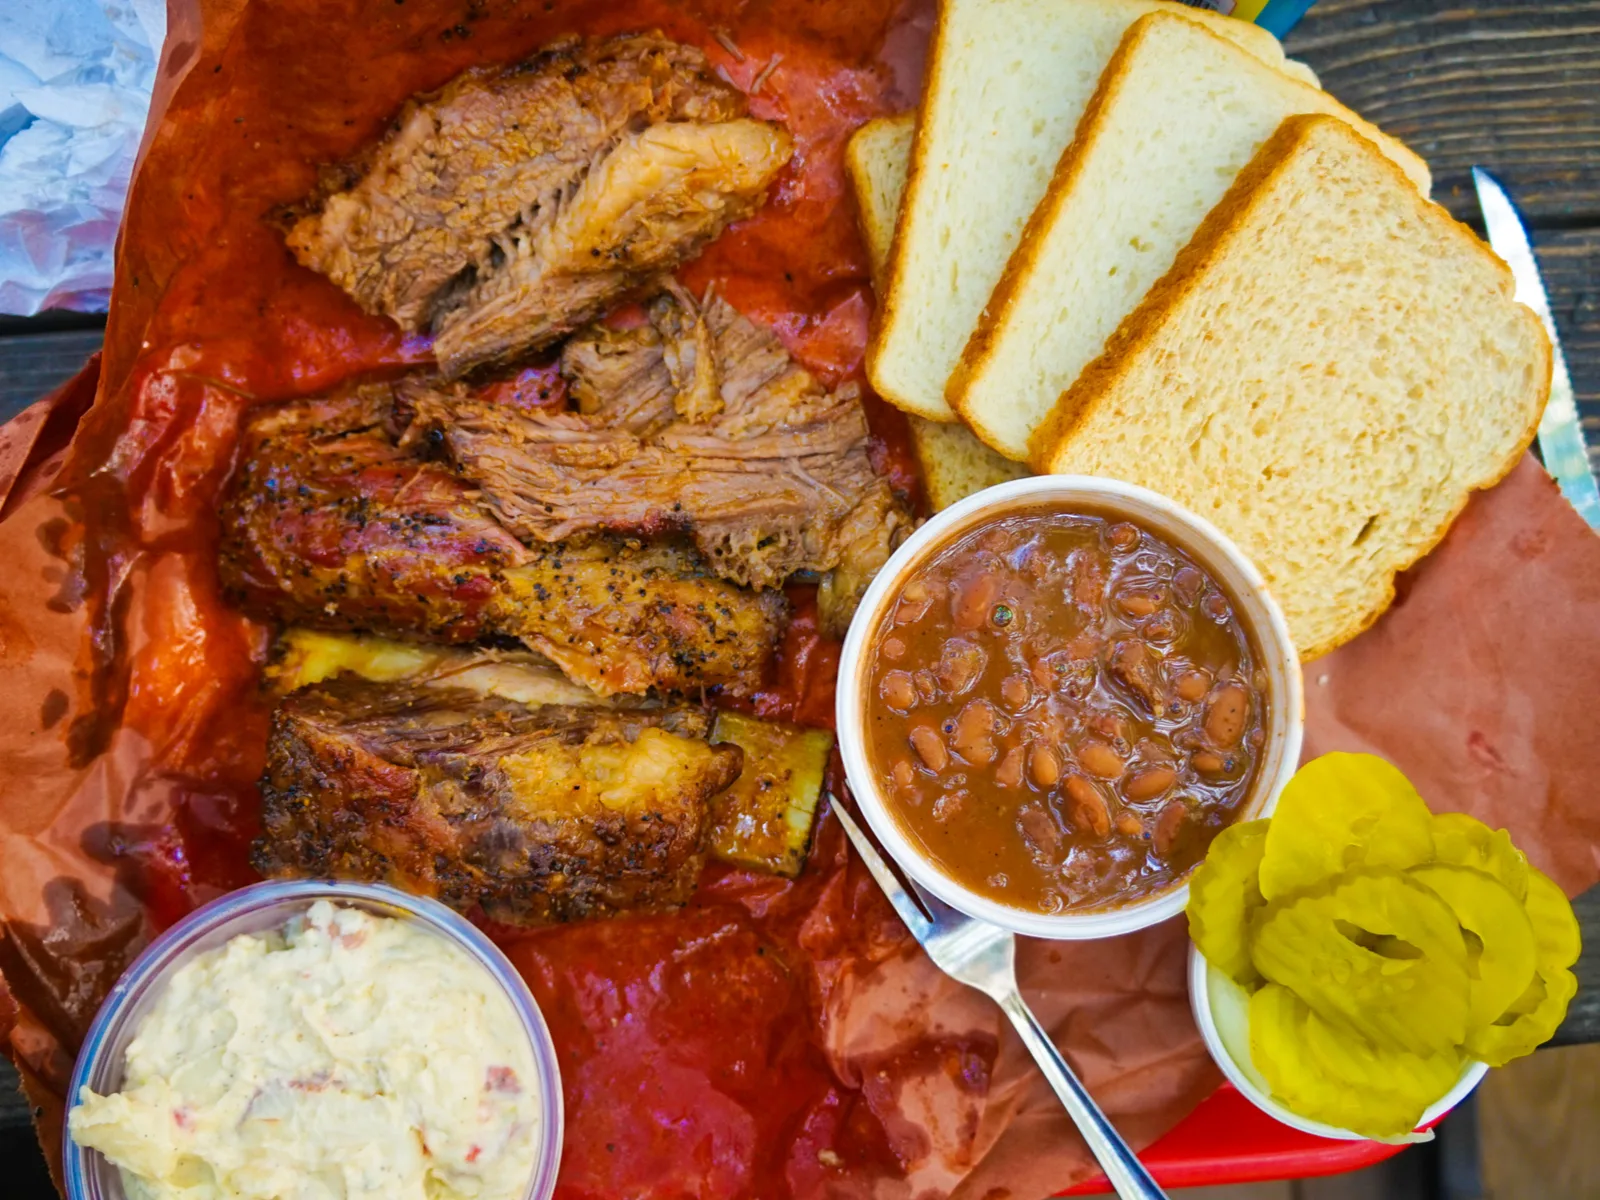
(1472, 167, 1600, 528)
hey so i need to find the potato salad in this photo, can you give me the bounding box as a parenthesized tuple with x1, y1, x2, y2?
(69, 901, 542, 1200)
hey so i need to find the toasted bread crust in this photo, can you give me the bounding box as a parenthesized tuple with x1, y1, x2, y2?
(863, 0, 957, 422)
(1035, 114, 1549, 659)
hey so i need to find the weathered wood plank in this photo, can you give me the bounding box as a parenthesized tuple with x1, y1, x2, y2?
(1552, 884, 1600, 1046)
(1285, 0, 1600, 224)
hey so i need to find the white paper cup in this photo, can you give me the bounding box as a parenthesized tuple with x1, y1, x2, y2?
(836, 475, 1305, 940)
(1188, 944, 1488, 1140)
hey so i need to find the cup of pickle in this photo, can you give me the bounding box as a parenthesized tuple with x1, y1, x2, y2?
(1186, 752, 1581, 1141)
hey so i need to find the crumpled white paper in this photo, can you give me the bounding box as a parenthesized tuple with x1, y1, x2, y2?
(0, 0, 165, 315)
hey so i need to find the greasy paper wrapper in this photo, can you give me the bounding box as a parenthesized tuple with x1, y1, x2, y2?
(1, 2, 1597, 1197)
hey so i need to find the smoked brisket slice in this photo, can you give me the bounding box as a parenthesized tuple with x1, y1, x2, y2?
(284, 32, 792, 378)
(407, 287, 913, 634)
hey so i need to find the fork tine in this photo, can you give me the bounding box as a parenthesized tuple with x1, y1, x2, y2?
(828, 798, 933, 941)
(902, 873, 969, 928)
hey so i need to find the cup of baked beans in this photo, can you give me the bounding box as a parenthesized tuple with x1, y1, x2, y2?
(836, 475, 1304, 940)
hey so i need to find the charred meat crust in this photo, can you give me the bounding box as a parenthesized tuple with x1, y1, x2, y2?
(283, 31, 793, 378)
(406, 286, 912, 634)
(252, 676, 742, 924)
(217, 383, 787, 696)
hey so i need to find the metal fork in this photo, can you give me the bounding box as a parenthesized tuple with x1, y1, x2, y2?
(831, 801, 1168, 1199)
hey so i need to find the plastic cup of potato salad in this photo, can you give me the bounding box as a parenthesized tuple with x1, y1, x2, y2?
(64, 879, 563, 1200)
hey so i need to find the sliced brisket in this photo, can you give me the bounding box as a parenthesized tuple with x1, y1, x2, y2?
(285, 32, 792, 378)
(409, 288, 913, 634)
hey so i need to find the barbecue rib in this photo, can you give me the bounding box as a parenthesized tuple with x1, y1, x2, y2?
(284, 33, 793, 378)
(406, 287, 913, 635)
(218, 385, 786, 695)
(254, 673, 741, 924)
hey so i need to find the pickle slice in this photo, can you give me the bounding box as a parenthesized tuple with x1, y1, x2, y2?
(1463, 967, 1577, 1067)
(1258, 753, 1435, 901)
(1248, 984, 1436, 1138)
(1523, 868, 1581, 972)
(1303, 996, 1463, 1109)
(1430, 813, 1529, 902)
(1250, 869, 1469, 1053)
(1408, 864, 1536, 1031)
(1499, 970, 1547, 1021)
(1187, 820, 1270, 986)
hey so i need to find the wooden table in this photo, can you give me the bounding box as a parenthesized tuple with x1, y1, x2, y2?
(0, 0, 1595, 1185)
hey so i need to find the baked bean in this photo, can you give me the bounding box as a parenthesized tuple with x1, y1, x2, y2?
(1028, 739, 1062, 789)
(1065, 775, 1112, 838)
(951, 700, 999, 766)
(880, 670, 917, 711)
(1123, 765, 1177, 801)
(995, 745, 1026, 789)
(895, 579, 935, 625)
(1078, 740, 1125, 779)
(952, 573, 999, 631)
(1144, 614, 1179, 642)
(909, 725, 949, 772)
(932, 789, 968, 821)
(1171, 566, 1204, 605)
(865, 508, 1267, 914)
(1000, 673, 1033, 711)
(1117, 592, 1160, 618)
(1173, 668, 1211, 703)
(1203, 683, 1251, 748)
(1153, 800, 1188, 858)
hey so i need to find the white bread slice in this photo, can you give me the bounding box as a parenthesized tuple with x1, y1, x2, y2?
(1037, 114, 1549, 659)
(847, 114, 1029, 510)
(866, 0, 1312, 423)
(846, 114, 914, 289)
(950, 12, 1433, 463)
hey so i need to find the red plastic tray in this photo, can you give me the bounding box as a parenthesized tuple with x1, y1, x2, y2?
(1061, 1084, 1407, 1193)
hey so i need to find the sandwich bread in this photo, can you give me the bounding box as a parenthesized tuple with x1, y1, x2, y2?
(846, 114, 1029, 510)
(865, 0, 1313, 423)
(950, 11, 1432, 463)
(1036, 114, 1549, 659)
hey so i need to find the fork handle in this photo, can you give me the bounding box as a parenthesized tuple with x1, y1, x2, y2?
(998, 990, 1169, 1199)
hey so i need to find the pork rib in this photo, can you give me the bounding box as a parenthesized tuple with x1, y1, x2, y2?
(254, 674, 741, 925)
(218, 384, 786, 695)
